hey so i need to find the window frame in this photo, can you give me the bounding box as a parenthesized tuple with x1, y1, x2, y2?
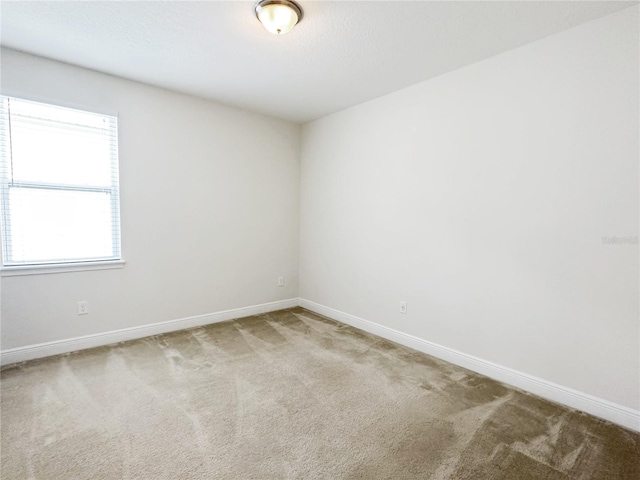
(0, 95, 124, 274)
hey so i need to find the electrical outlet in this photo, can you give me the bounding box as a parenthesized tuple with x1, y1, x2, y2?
(278, 276, 285, 287)
(399, 301, 407, 314)
(78, 301, 89, 315)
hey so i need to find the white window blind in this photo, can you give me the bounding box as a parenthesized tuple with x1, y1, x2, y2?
(0, 96, 121, 267)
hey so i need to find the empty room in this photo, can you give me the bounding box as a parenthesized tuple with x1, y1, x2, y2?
(0, 1, 638, 478)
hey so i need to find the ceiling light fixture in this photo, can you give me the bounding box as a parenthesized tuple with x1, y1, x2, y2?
(255, 0, 303, 35)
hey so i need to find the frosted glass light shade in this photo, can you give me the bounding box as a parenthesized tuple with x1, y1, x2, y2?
(255, 0, 302, 35)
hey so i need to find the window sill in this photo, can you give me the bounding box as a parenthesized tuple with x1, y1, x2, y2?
(1, 260, 126, 277)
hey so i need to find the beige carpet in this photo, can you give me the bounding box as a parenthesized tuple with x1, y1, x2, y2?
(1, 307, 638, 479)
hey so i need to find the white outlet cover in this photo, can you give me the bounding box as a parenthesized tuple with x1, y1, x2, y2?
(78, 301, 89, 315)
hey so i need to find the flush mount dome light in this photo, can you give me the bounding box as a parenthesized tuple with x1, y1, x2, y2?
(255, 0, 303, 35)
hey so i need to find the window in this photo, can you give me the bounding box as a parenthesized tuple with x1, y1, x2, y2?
(0, 96, 122, 270)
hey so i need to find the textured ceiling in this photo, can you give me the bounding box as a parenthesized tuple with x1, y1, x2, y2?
(1, 1, 636, 123)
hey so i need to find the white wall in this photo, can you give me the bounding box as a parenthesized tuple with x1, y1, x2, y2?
(300, 7, 639, 410)
(1, 48, 300, 350)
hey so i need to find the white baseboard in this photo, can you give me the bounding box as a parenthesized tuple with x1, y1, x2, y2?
(4, 296, 638, 432)
(299, 298, 640, 433)
(0, 298, 298, 366)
